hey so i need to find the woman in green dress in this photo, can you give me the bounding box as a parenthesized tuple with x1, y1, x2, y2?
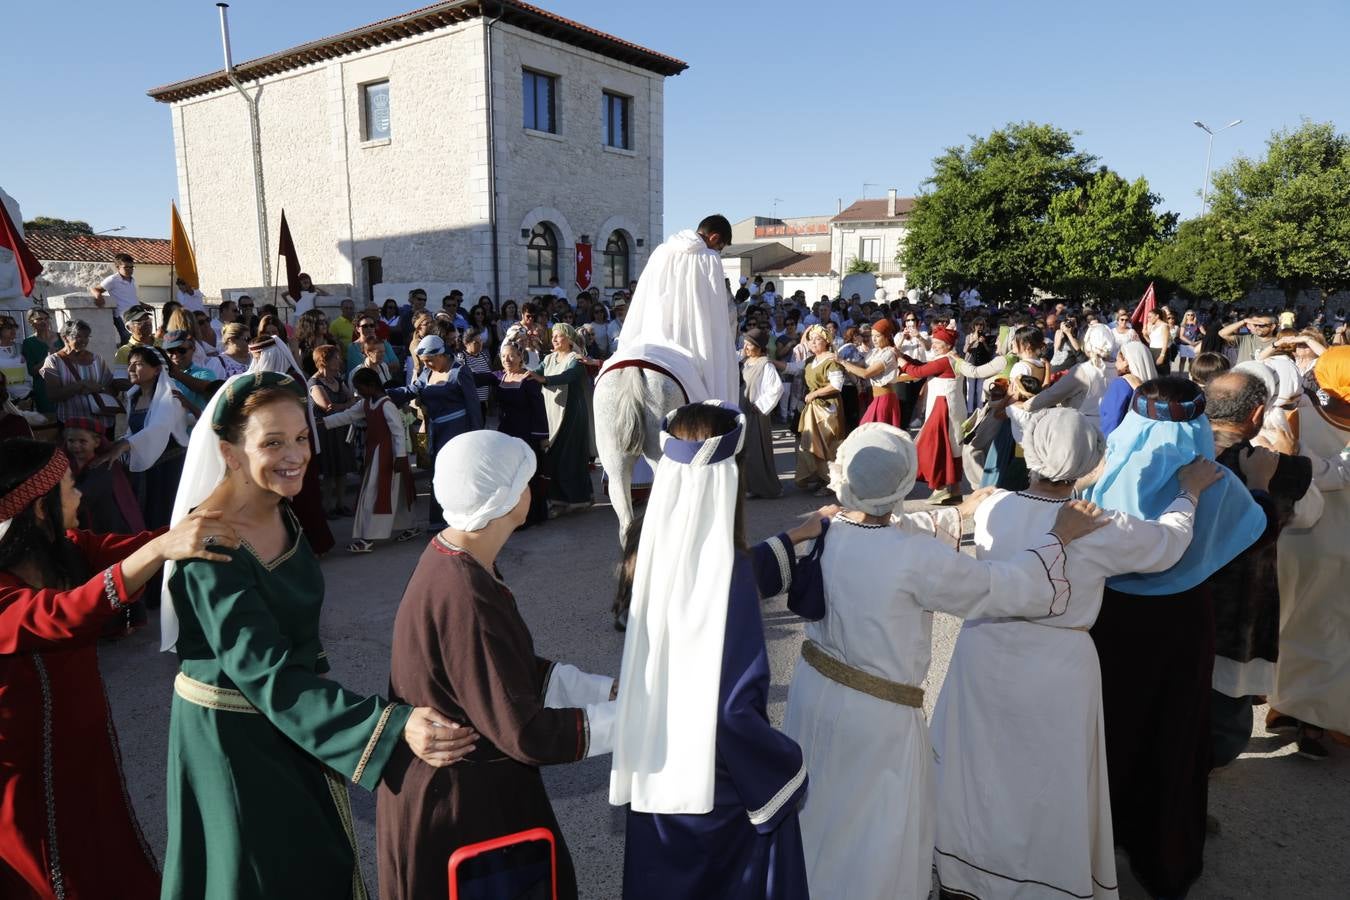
(160, 372, 478, 900)
(530, 324, 594, 518)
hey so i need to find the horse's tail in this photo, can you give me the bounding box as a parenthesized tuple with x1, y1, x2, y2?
(610, 366, 650, 458)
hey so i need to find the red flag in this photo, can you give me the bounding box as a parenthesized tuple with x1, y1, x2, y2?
(1130, 282, 1156, 335)
(575, 242, 593, 290)
(276, 210, 302, 302)
(0, 200, 43, 297)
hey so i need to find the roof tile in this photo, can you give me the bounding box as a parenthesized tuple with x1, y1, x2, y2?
(25, 232, 173, 266)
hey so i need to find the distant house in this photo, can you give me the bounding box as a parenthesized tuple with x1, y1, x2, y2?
(24, 232, 173, 305)
(723, 189, 915, 299)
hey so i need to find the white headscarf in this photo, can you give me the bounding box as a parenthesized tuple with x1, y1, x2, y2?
(433, 430, 535, 532)
(1083, 323, 1117, 359)
(828, 423, 917, 516)
(123, 361, 191, 472)
(1234, 360, 1295, 442)
(1263, 354, 1302, 407)
(1021, 407, 1106, 483)
(611, 402, 744, 815)
(1119, 341, 1158, 381)
(159, 372, 242, 651)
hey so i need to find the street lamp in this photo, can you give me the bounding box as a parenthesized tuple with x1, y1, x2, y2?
(1194, 118, 1242, 215)
(95, 226, 126, 235)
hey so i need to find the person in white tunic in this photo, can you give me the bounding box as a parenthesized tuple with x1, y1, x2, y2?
(1023, 323, 1118, 425)
(1271, 348, 1350, 748)
(931, 408, 1225, 900)
(781, 422, 1111, 900)
(320, 367, 418, 551)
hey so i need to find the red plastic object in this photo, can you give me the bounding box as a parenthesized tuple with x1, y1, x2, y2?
(448, 827, 557, 900)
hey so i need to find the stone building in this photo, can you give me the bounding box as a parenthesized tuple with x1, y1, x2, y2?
(147, 0, 686, 308)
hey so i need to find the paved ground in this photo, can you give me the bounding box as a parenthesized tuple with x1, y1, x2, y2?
(102, 428, 1348, 899)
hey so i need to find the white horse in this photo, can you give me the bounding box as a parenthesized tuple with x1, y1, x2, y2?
(593, 364, 687, 547)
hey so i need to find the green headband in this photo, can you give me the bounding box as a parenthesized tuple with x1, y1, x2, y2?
(210, 372, 307, 436)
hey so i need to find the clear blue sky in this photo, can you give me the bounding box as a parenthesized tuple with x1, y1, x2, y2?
(4, 0, 1347, 241)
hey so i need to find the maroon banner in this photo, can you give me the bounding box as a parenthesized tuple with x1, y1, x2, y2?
(575, 242, 593, 290)
(277, 210, 303, 302)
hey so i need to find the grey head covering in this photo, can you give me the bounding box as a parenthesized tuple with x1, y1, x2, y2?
(827, 423, 917, 516)
(1021, 407, 1106, 483)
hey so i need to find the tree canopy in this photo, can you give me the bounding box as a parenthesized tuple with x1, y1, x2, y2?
(899, 122, 1171, 305)
(23, 216, 93, 235)
(1203, 120, 1350, 304)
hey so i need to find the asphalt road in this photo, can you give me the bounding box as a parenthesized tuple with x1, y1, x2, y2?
(102, 428, 1348, 899)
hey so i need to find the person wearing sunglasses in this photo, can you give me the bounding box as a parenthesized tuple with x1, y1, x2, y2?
(1218, 313, 1279, 363)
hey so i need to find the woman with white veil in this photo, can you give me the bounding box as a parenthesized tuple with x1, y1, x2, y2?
(1023, 322, 1119, 425)
(158, 371, 475, 899)
(1098, 341, 1158, 437)
(245, 334, 335, 553)
(612, 401, 830, 900)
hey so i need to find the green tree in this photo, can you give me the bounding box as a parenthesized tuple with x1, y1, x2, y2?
(844, 257, 879, 274)
(23, 216, 94, 234)
(899, 122, 1097, 304)
(1046, 170, 1176, 303)
(1207, 120, 1350, 304)
(1149, 215, 1258, 304)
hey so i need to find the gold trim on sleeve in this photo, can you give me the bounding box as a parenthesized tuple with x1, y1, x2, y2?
(352, 703, 398, 785)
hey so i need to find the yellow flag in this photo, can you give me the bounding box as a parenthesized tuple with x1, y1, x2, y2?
(170, 201, 199, 291)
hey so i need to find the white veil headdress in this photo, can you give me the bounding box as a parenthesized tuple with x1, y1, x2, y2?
(122, 356, 191, 472)
(158, 370, 306, 651)
(610, 401, 745, 814)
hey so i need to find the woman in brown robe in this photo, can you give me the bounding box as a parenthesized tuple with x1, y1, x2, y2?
(376, 429, 616, 900)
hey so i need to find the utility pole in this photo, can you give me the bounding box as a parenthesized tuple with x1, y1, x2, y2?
(217, 3, 272, 294)
(1193, 118, 1242, 216)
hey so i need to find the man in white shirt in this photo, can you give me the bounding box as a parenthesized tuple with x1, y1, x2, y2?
(91, 253, 140, 343)
(175, 277, 206, 313)
(607, 299, 627, 351)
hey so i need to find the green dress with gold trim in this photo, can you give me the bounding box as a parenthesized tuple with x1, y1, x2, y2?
(162, 506, 411, 900)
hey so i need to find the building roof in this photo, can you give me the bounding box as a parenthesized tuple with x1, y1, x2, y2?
(759, 251, 834, 277)
(25, 232, 173, 266)
(830, 197, 916, 223)
(148, 0, 688, 103)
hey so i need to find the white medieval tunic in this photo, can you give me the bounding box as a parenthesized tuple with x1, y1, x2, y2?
(931, 490, 1199, 900)
(601, 229, 739, 404)
(322, 396, 415, 541)
(1272, 401, 1350, 734)
(781, 509, 1072, 900)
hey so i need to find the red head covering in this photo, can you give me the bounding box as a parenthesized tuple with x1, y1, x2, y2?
(931, 326, 958, 347)
(870, 319, 896, 347)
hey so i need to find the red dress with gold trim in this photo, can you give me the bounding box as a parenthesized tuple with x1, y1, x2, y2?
(0, 531, 161, 900)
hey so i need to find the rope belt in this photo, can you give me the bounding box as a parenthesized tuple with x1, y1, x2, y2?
(174, 672, 260, 714)
(801, 639, 924, 708)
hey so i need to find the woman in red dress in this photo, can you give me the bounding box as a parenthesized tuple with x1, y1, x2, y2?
(0, 439, 241, 900)
(835, 318, 903, 428)
(899, 326, 968, 504)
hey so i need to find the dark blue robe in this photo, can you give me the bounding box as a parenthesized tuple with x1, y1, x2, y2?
(389, 364, 484, 526)
(623, 535, 810, 900)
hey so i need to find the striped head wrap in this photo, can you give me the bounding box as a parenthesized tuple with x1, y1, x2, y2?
(0, 451, 69, 528)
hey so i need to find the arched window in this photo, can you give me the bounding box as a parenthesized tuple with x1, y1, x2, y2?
(527, 223, 558, 289)
(603, 231, 630, 290)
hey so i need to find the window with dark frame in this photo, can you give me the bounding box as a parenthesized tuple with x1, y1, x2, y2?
(362, 81, 391, 141)
(523, 70, 557, 133)
(603, 232, 629, 289)
(528, 223, 558, 287)
(361, 257, 383, 308)
(603, 91, 631, 149)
